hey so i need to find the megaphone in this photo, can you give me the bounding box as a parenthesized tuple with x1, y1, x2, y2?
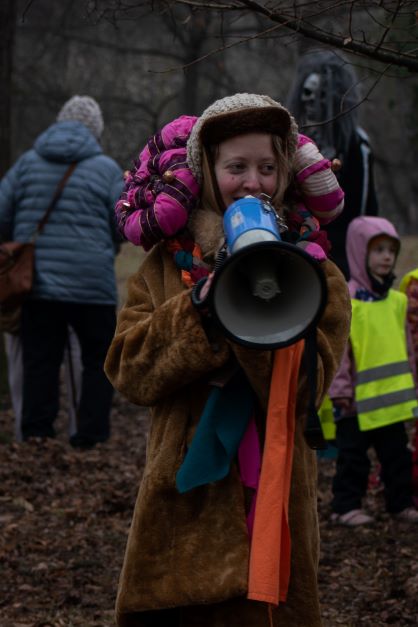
(210, 196, 327, 350)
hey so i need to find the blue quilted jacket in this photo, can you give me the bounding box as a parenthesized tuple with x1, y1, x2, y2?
(0, 121, 124, 305)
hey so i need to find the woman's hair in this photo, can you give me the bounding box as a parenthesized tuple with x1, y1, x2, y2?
(200, 133, 292, 215)
(200, 146, 224, 216)
(271, 135, 292, 208)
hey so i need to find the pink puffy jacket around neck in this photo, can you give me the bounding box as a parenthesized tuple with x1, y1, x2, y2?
(115, 115, 200, 250)
(115, 118, 344, 252)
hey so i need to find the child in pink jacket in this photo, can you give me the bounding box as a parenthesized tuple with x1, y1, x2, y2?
(329, 216, 418, 526)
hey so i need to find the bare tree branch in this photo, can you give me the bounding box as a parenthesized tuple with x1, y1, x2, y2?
(154, 0, 418, 71)
(151, 20, 285, 71)
(301, 61, 391, 130)
(21, 0, 36, 22)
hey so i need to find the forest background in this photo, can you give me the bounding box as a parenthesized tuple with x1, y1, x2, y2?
(2, 0, 418, 384)
(2, 0, 418, 231)
(1, 2, 418, 624)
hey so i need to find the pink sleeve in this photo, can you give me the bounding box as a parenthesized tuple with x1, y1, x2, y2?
(406, 280, 418, 375)
(328, 340, 356, 403)
(406, 320, 418, 395)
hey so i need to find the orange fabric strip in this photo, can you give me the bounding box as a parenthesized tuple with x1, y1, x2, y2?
(247, 340, 305, 606)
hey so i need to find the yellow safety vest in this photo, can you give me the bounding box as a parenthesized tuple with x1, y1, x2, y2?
(399, 268, 418, 294)
(350, 289, 418, 431)
(318, 394, 336, 440)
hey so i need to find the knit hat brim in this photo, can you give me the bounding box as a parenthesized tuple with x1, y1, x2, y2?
(199, 106, 291, 146)
(187, 93, 299, 183)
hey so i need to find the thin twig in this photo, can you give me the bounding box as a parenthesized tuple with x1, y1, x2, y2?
(301, 62, 392, 131)
(22, 0, 36, 22)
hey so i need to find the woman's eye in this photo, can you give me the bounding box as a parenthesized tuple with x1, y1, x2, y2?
(228, 163, 245, 173)
(260, 164, 277, 174)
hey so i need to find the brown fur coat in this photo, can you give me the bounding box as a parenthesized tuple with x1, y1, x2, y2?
(104, 243, 351, 627)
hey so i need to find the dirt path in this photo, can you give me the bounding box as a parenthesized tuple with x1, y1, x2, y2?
(1, 395, 417, 626)
(0, 393, 148, 627)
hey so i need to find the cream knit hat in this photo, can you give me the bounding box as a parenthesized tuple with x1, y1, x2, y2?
(187, 93, 299, 183)
(57, 95, 104, 140)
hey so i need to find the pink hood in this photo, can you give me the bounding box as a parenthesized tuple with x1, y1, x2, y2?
(346, 216, 400, 296)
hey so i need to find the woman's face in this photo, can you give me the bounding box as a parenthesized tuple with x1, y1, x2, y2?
(213, 133, 279, 210)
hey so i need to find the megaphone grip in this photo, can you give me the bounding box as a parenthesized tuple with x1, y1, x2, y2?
(213, 246, 228, 272)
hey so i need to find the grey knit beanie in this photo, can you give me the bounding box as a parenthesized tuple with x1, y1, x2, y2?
(187, 93, 299, 183)
(57, 95, 104, 140)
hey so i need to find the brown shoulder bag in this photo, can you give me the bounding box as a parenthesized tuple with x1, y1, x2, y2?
(0, 163, 77, 332)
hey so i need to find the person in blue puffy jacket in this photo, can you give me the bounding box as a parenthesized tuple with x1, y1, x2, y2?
(0, 95, 124, 448)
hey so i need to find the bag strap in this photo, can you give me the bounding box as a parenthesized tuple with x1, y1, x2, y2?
(303, 329, 328, 450)
(32, 162, 77, 240)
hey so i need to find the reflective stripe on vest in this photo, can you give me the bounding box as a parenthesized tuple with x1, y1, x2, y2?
(350, 290, 418, 431)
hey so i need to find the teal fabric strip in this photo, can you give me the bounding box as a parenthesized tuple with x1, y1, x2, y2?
(176, 370, 254, 493)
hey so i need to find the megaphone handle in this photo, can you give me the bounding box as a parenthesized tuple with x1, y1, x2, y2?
(214, 243, 228, 271)
(303, 330, 328, 451)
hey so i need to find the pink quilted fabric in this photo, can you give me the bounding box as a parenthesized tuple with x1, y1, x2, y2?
(115, 115, 200, 250)
(115, 119, 344, 255)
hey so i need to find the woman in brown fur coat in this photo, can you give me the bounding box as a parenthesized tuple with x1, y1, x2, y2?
(104, 93, 351, 627)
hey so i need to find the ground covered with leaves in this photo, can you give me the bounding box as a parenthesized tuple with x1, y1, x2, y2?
(318, 453, 418, 626)
(1, 391, 417, 626)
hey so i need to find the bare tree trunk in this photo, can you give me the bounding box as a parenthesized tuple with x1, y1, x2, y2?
(0, 0, 16, 175)
(0, 0, 16, 397)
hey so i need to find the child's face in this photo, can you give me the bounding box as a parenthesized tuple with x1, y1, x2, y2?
(214, 133, 279, 210)
(367, 235, 398, 282)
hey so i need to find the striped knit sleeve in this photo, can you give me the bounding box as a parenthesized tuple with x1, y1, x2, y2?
(294, 134, 344, 225)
